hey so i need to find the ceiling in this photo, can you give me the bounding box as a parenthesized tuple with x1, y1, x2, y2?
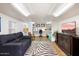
(0, 3, 78, 22)
(0, 3, 27, 21)
(56, 3, 79, 22)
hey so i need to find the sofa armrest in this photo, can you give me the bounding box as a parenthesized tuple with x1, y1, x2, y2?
(0, 42, 23, 56)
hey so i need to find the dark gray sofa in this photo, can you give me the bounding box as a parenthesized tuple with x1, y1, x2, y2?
(0, 32, 31, 56)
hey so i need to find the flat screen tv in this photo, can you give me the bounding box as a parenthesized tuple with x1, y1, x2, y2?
(62, 22, 76, 36)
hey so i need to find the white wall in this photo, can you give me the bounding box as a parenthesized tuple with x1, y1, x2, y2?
(51, 15, 79, 41)
(51, 21, 59, 41)
(57, 15, 79, 36)
(52, 21, 59, 34)
(0, 13, 28, 35)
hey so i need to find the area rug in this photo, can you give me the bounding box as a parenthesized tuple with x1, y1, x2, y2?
(24, 41, 57, 56)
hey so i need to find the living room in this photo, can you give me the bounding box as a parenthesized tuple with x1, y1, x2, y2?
(0, 3, 79, 56)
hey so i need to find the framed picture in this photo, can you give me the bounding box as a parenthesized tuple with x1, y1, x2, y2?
(41, 24, 45, 27)
(36, 24, 40, 27)
(62, 22, 76, 30)
(62, 21, 76, 36)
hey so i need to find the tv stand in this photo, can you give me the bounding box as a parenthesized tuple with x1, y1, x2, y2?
(56, 33, 79, 56)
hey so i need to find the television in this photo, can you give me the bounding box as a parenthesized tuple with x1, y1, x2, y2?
(62, 22, 76, 36)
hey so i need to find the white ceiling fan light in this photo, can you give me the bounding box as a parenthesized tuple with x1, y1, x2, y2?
(53, 3, 75, 17)
(11, 3, 30, 17)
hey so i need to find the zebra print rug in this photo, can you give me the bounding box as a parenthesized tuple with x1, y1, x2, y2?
(24, 41, 57, 56)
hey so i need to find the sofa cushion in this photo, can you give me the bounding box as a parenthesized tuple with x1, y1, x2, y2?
(0, 34, 16, 44)
(0, 41, 2, 45)
(0, 32, 24, 44)
(15, 37, 24, 42)
(0, 32, 32, 56)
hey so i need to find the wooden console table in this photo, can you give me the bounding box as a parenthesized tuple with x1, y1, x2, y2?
(56, 33, 79, 56)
